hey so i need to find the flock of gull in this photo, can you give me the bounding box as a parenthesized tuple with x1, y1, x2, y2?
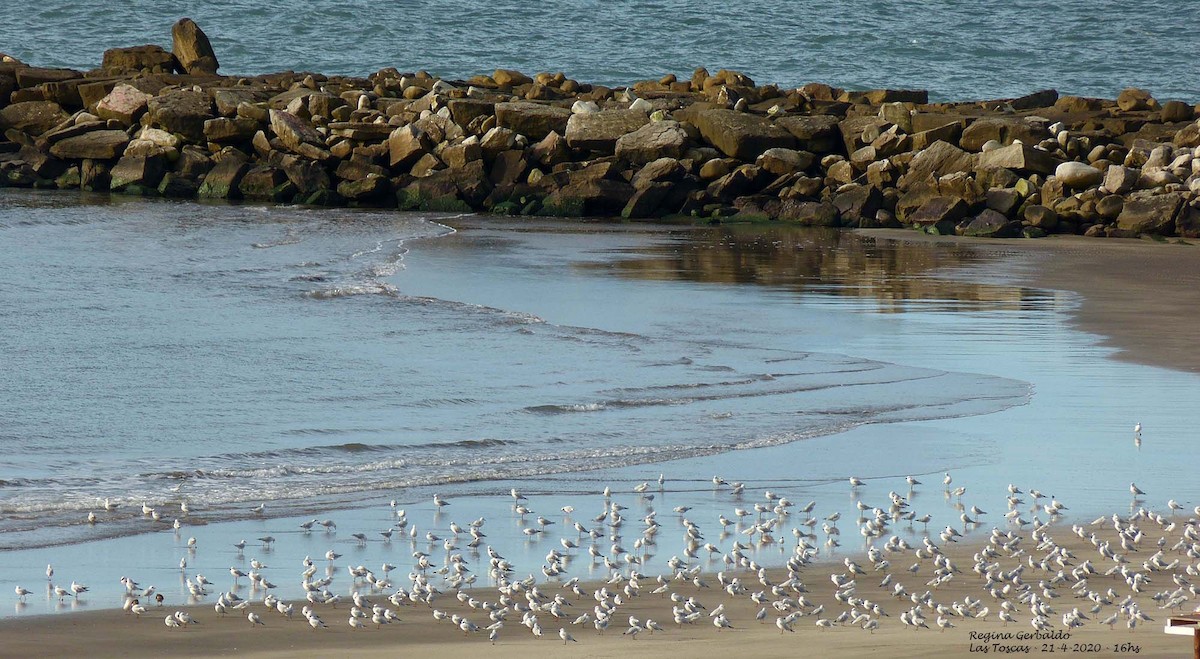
(11, 430, 1194, 645)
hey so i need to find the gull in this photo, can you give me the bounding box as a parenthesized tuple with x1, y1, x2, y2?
(230, 567, 248, 583)
(103, 498, 118, 512)
(46, 564, 53, 581)
(849, 477, 865, 488)
(559, 627, 578, 643)
(165, 615, 181, 630)
(1134, 422, 1142, 434)
(70, 581, 89, 596)
(251, 503, 265, 515)
(257, 536, 275, 547)
(906, 476, 921, 487)
(1131, 483, 1145, 497)
(87, 511, 97, 524)
(433, 494, 450, 508)
(233, 540, 246, 552)
(14, 586, 31, 601)
(511, 488, 527, 501)
(349, 615, 366, 630)
(53, 585, 72, 600)
(326, 550, 341, 561)
(943, 473, 952, 487)
(248, 611, 265, 626)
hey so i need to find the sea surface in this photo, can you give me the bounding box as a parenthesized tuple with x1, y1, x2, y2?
(3, 190, 1200, 618)
(1, 0, 1197, 103)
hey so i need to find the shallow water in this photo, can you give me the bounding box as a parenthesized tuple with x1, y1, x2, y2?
(2, 191, 1197, 618)
(1, 1, 1197, 102)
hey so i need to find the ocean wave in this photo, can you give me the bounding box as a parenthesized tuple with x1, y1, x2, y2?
(524, 403, 608, 414)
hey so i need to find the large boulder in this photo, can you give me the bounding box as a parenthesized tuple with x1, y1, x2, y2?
(898, 140, 975, 189)
(95, 84, 154, 124)
(961, 209, 1022, 238)
(691, 108, 794, 160)
(269, 110, 330, 160)
(108, 154, 167, 193)
(0, 100, 69, 135)
(495, 102, 571, 140)
(1054, 161, 1103, 189)
(975, 143, 1062, 176)
(615, 120, 689, 164)
(48, 130, 129, 159)
(203, 117, 258, 143)
(100, 45, 179, 74)
(564, 110, 650, 152)
(774, 114, 842, 153)
(387, 124, 433, 169)
(238, 165, 294, 201)
(171, 18, 219, 75)
(1116, 193, 1184, 235)
(147, 90, 213, 142)
(960, 118, 1048, 152)
(197, 158, 248, 199)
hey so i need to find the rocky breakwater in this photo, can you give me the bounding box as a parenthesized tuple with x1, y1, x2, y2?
(2, 20, 1200, 240)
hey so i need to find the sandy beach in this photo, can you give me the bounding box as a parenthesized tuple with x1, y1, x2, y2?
(4, 227, 1200, 659)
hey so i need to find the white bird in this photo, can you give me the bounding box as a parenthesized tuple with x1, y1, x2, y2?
(1131, 483, 1145, 497)
(14, 586, 31, 601)
(248, 611, 265, 626)
(559, 627, 577, 643)
(165, 615, 181, 630)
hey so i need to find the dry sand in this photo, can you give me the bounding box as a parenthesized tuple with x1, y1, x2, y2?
(6, 231, 1200, 658)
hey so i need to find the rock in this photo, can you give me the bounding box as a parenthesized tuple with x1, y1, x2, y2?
(327, 122, 392, 141)
(1102, 164, 1139, 194)
(101, 45, 179, 74)
(488, 150, 527, 187)
(492, 69, 532, 88)
(691, 108, 794, 160)
(269, 109, 329, 160)
(48, 129, 129, 159)
(571, 100, 600, 115)
(755, 148, 813, 176)
(985, 188, 1022, 217)
(1116, 193, 1184, 234)
(960, 118, 1048, 152)
(176, 145, 213, 179)
(962, 209, 1021, 237)
(1023, 204, 1058, 230)
(774, 115, 841, 153)
(1116, 87, 1154, 112)
(337, 173, 392, 203)
(197, 159, 248, 199)
(15, 145, 67, 179)
(410, 152, 443, 178)
(0, 100, 69, 135)
(1054, 161, 1103, 189)
(445, 98, 496, 128)
(776, 200, 840, 226)
(832, 185, 883, 225)
(631, 157, 687, 190)
(203, 117, 258, 143)
(975, 143, 1062, 176)
(171, 18, 219, 75)
(94, 84, 153, 125)
(441, 141, 483, 169)
(565, 110, 650, 152)
(495, 102, 571, 141)
(621, 182, 673, 219)
(80, 159, 111, 191)
(898, 140, 976, 189)
(1176, 202, 1200, 238)
(388, 124, 433, 169)
(211, 89, 269, 117)
(108, 154, 166, 193)
(283, 159, 330, 197)
(615, 120, 689, 164)
(334, 159, 386, 182)
(238, 165, 293, 201)
(147, 90, 213, 143)
(907, 196, 970, 229)
(910, 121, 964, 151)
(157, 172, 200, 198)
(1009, 89, 1058, 111)
(1095, 194, 1124, 220)
(1160, 100, 1194, 123)
(542, 178, 634, 216)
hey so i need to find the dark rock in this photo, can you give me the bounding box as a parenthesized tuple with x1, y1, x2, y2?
(489, 150, 527, 187)
(910, 121, 963, 151)
(283, 159, 331, 197)
(440, 141, 483, 169)
(495, 102, 571, 141)
(0, 100, 69, 135)
(833, 184, 883, 225)
(157, 172, 200, 198)
(1160, 100, 1194, 123)
(176, 145, 214, 179)
(197, 158, 248, 199)
(493, 69, 533, 88)
(631, 157, 687, 189)
(907, 196, 970, 230)
(238, 165, 292, 201)
(17, 145, 67, 179)
(172, 18, 219, 75)
(1116, 193, 1183, 235)
(542, 178, 633, 216)
(148, 90, 213, 142)
(565, 110, 650, 152)
(13, 67, 82, 88)
(1176, 203, 1200, 238)
(334, 158, 386, 182)
(985, 188, 1021, 217)
(109, 154, 166, 193)
(1173, 123, 1200, 149)
(48, 129, 129, 159)
(962, 209, 1021, 237)
(621, 182, 673, 219)
(1023, 204, 1058, 230)
(756, 148, 813, 176)
(446, 98, 496, 128)
(337, 173, 392, 204)
(1096, 194, 1124, 220)
(80, 159, 111, 191)
(212, 89, 269, 117)
(691, 108, 794, 160)
(1009, 89, 1058, 111)
(1116, 87, 1154, 112)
